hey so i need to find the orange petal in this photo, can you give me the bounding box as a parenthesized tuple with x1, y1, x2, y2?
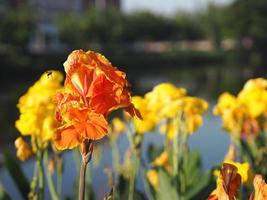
(54, 126, 82, 150)
(251, 175, 267, 200)
(89, 74, 121, 115)
(82, 112, 108, 140)
(87, 51, 128, 86)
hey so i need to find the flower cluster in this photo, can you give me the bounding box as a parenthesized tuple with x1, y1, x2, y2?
(15, 71, 63, 157)
(214, 78, 267, 138)
(132, 83, 208, 137)
(54, 50, 140, 150)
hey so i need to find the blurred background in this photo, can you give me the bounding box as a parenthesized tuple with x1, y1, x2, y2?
(0, 0, 267, 198)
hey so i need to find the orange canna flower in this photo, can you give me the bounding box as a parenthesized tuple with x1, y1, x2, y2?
(208, 163, 241, 200)
(62, 50, 139, 117)
(54, 50, 140, 150)
(250, 175, 267, 200)
(54, 108, 108, 150)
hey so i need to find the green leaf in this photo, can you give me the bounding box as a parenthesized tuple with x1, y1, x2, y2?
(182, 150, 202, 188)
(3, 151, 30, 199)
(156, 169, 179, 200)
(0, 184, 11, 200)
(185, 172, 215, 200)
(240, 140, 255, 167)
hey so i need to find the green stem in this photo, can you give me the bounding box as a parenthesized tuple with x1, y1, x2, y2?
(128, 152, 140, 200)
(43, 150, 59, 200)
(37, 150, 44, 200)
(56, 155, 62, 198)
(140, 162, 153, 200)
(111, 138, 120, 176)
(180, 130, 188, 198)
(126, 123, 140, 200)
(173, 127, 179, 177)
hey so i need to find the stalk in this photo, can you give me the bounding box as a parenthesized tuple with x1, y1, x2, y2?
(56, 154, 63, 197)
(126, 123, 141, 200)
(36, 150, 44, 200)
(43, 150, 59, 200)
(128, 154, 140, 200)
(79, 160, 87, 200)
(79, 140, 93, 200)
(111, 139, 120, 177)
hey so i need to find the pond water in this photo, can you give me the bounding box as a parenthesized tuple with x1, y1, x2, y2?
(0, 109, 230, 200)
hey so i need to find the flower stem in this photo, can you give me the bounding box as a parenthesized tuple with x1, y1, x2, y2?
(79, 140, 93, 200)
(79, 160, 87, 200)
(128, 151, 140, 200)
(43, 150, 59, 200)
(56, 155, 63, 197)
(37, 150, 44, 200)
(111, 139, 120, 178)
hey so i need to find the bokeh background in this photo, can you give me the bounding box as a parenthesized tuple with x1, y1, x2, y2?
(0, 0, 267, 198)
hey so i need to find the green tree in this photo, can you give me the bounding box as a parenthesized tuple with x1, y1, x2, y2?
(0, 6, 36, 48)
(230, 0, 267, 66)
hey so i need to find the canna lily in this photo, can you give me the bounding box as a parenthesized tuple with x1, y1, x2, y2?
(15, 71, 63, 150)
(238, 78, 267, 118)
(160, 96, 208, 135)
(131, 96, 158, 134)
(250, 175, 267, 200)
(224, 160, 253, 185)
(214, 78, 267, 138)
(208, 163, 241, 200)
(54, 50, 140, 150)
(145, 83, 187, 114)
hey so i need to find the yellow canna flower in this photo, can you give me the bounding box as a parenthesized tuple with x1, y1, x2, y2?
(14, 137, 33, 161)
(214, 78, 267, 137)
(182, 96, 209, 115)
(213, 92, 237, 116)
(214, 92, 248, 135)
(238, 79, 267, 118)
(224, 160, 253, 185)
(131, 83, 208, 136)
(145, 83, 187, 113)
(160, 96, 208, 134)
(186, 113, 203, 134)
(146, 170, 159, 190)
(243, 78, 267, 91)
(131, 96, 158, 134)
(15, 71, 63, 149)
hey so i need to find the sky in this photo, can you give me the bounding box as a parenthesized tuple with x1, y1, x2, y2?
(121, 0, 233, 16)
